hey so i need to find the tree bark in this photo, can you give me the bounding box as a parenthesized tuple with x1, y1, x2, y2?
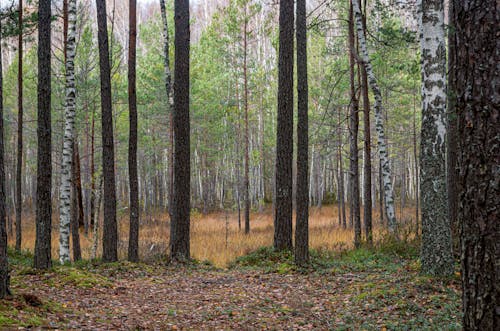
(348, 1, 361, 248)
(34, 0, 52, 270)
(128, 0, 139, 262)
(15, 0, 23, 252)
(0, 17, 10, 298)
(170, 0, 191, 261)
(96, 0, 118, 262)
(453, 0, 499, 328)
(352, 0, 397, 233)
(418, 0, 453, 276)
(274, 0, 294, 251)
(243, 6, 250, 235)
(59, 0, 77, 264)
(295, 0, 309, 265)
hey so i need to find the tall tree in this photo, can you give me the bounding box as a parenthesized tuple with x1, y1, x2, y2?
(359, 0, 372, 244)
(59, 0, 78, 264)
(0, 15, 10, 298)
(159, 0, 174, 216)
(453, 0, 499, 328)
(295, 0, 309, 265)
(170, 0, 191, 261)
(352, 0, 397, 233)
(96, 0, 118, 262)
(15, 0, 23, 252)
(34, 0, 53, 269)
(243, 4, 250, 235)
(274, 0, 294, 251)
(128, 0, 139, 262)
(418, 0, 453, 276)
(348, 0, 361, 248)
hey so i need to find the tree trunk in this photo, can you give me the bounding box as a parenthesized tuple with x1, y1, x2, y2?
(274, 0, 294, 251)
(352, 0, 397, 233)
(159, 0, 174, 217)
(418, 0, 453, 276)
(128, 0, 139, 262)
(243, 7, 250, 235)
(360, 1, 372, 244)
(0, 18, 10, 298)
(170, 0, 191, 261)
(349, 1, 361, 248)
(34, 0, 52, 270)
(96, 0, 118, 262)
(70, 174, 81, 261)
(453, 0, 499, 328)
(59, 0, 77, 264)
(15, 0, 23, 252)
(295, 0, 309, 265)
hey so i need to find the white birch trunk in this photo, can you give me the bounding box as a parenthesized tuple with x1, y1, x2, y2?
(352, 0, 397, 232)
(418, 0, 453, 276)
(58, 0, 78, 264)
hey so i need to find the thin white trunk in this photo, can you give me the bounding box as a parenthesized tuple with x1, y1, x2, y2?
(352, 0, 397, 232)
(59, 0, 77, 264)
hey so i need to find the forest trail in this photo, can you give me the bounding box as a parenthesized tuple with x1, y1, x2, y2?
(5, 250, 461, 330)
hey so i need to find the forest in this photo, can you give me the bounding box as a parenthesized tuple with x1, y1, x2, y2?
(0, 0, 497, 329)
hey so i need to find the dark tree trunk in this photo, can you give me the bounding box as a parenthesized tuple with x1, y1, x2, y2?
(348, 1, 361, 248)
(274, 0, 294, 251)
(338, 108, 346, 229)
(453, 0, 499, 329)
(0, 18, 11, 298)
(15, 0, 23, 252)
(70, 176, 81, 261)
(446, 0, 459, 257)
(295, 0, 309, 265)
(96, 0, 118, 262)
(170, 0, 191, 261)
(128, 0, 139, 262)
(34, 0, 52, 270)
(73, 141, 84, 228)
(360, 1, 372, 245)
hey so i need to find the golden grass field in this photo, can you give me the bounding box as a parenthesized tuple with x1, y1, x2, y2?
(7, 205, 417, 267)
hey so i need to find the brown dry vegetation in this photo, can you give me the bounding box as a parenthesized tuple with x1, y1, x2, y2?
(7, 205, 417, 267)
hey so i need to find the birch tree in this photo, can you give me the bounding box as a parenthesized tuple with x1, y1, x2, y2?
(417, 0, 453, 276)
(59, 0, 78, 264)
(352, 0, 397, 232)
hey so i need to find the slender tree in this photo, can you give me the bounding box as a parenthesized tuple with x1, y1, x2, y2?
(34, 0, 53, 269)
(295, 0, 309, 265)
(159, 0, 174, 216)
(348, 0, 361, 248)
(15, 0, 23, 252)
(274, 0, 294, 251)
(170, 0, 191, 261)
(0, 16, 10, 298)
(453, 0, 499, 328)
(352, 0, 397, 233)
(418, 0, 453, 276)
(59, 0, 78, 264)
(96, 0, 118, 262)
(128, 0, 139, 262)
(243, 5, 250, 235)
(359, 0, 372, 244)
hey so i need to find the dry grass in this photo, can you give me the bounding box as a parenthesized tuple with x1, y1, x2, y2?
(7, 205, 417, 267)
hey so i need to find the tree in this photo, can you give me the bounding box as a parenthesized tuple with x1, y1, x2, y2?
(294, 0, 308, 265)
(352, 0, 397, 233)
(348, 0, 361, 248)
(34, 0, 53, 269)
(128, 0, 139, 262)
(0, 15, 10, 298)
(453, 0, 499, 328)
(274, 0, 294, 251)
(418, 0, 453, 276)
(243, 2, 250, 235)
(15, 0, 23, 252)
(170, 0, 191, 261)
(96, 0, 118, 262)
(59, 0, 78, 264)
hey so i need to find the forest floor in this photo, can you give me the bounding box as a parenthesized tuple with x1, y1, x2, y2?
(2, 244, 461, 330)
